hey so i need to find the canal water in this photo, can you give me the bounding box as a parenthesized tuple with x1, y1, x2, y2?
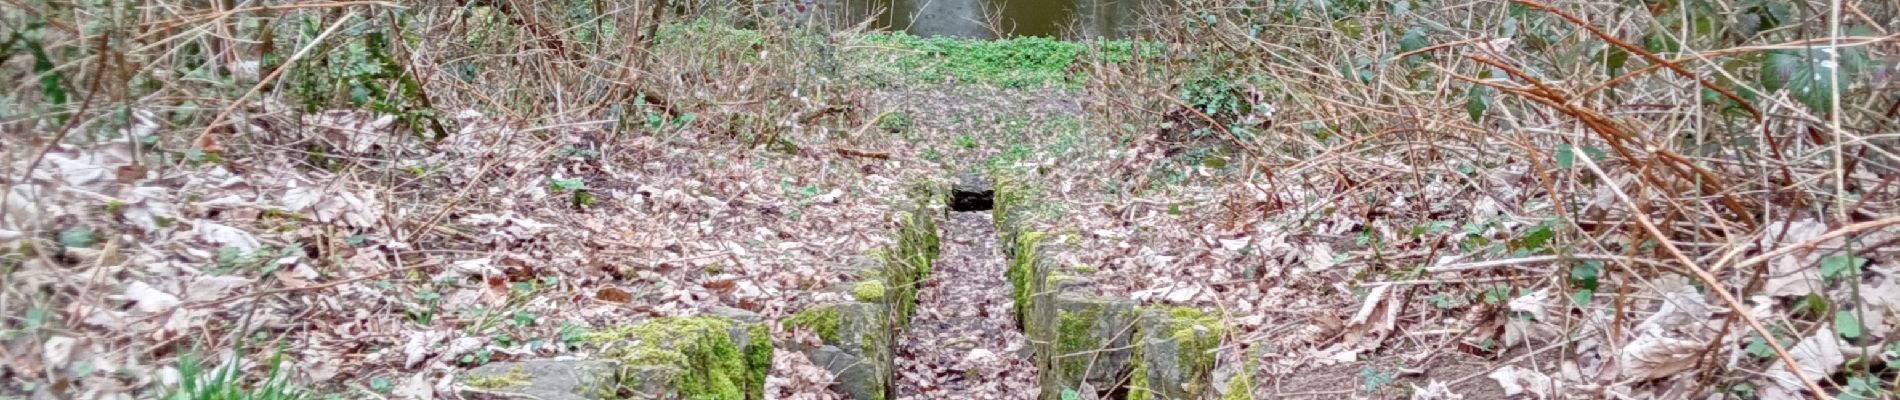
(820, 0, 1163, 39)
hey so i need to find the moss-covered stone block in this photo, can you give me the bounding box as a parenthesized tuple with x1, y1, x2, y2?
(1051, 294, 1141, 393)
(582, 316, 772, 400)
(1128, 307, 1226, 400)
(782, 302, 892, 400)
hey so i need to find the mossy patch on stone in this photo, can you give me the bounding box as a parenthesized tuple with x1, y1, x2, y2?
(1073, 263, 1097, 274)
(1005, 230, 1047, 326)
(783, 306, 842, 344)
(744, 323, 772, 399)
(462, 367, 531, 389)
(1057, 304, 1106, 379)
(852, 280, 886, 303)
(1127, 306, 1226, 400)
(583, 316, 767, 400)
(884, 202, 939, 327)
(1221, 352, 1256, 400)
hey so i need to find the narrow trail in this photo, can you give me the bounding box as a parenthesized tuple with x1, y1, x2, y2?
(893, 210, 1039, 399)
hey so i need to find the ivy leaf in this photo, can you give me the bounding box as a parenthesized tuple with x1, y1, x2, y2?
(1333, 18, 1363, 40)
(1837, 310, 1863, 339)
(1762, 48, 1866, 115)
(549, 177, 586, 192)
(1062, 389, 1081, 400)
(1465, 86, 1489, 122)
(59, 227, 97, 248)
(1603, 48, 1629, 75)
(1820, 255, 1869, 280)
(1746, 336, 1774, 358)
(1398, 27, 1429, 55)
(216, 245, 245, 269)
(1570, 260, 1602, 290)
(1515, 224, 1555, 252)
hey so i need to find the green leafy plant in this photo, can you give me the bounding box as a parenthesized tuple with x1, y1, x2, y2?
(169, 350, 310, 400)
(956, 134, 978, 149)
(877, 111, 913, 133)
(1746, 326, 1793, 358)
(58, 226, 97, 248)
(1761, 45, 1869, 115)
(1820, 254, 1869, 281)
(547, 177, 595, 208)
(1358, 361, 1397, 392)
(1840, 373, 1891, 400)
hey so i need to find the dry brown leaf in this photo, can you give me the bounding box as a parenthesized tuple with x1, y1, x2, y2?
(1487, 365, 1556, 399)
(596, 286, 634, 303)
(1764, 327, 1843, 393)
(1618, 334, 1705, 381)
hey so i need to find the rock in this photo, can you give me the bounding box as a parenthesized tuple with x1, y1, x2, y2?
(783, 302, 893, 400)
(586, 316, 773, 400)
(1131, 307, 1226, 400)
(835, 256, 883, 280)
(459, 359, 617, 400)
(1049, 294, 1141, 393)
(1051, 275, 1096, 292)
(708, 306, 764, 325)
(950, 173, 993, 211)
(807, 345, 883, 400)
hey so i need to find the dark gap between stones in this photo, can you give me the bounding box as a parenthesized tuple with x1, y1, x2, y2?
(951, 173, 994, 211)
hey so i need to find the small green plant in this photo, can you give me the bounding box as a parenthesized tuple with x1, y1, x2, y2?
(1745, 326, 1793, 359)
(1840, 373, 1892, 400)
(1358, 361, 1398, 392)
(169, 350, 310, 400)
(555, 145, 600, 159)
(409, 290, 441, 326)
(547, 177, 595, 208)
(955, 134, 977, 149)
(58, 226, 97, 248)
(877, 112, 913, 133)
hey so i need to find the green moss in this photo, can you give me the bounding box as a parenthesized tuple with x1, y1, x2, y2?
(1005, 231, 1047, 326)
(1165, 307, 1225, 398)
(583, 317, 765, 400)
(1221, 349, 1257, 400)
(1057, 304, 1106, 380)
(884, 197, 940, 327)
(783, 306, 841, 344)
(1129, 341, 1151, 400)
(853, 280, 886, 303)
(463, 367, 530, 389)
(744, 324, 772, 400)
(1073, 264, 1097, 275)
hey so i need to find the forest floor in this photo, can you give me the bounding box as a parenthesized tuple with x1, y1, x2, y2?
(3, 9, 1898, 400)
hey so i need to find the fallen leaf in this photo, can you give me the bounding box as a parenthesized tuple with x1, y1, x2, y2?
(1487, 365, 1555, 399)
(195, 222, 260, 252)
(1618, 334, 1704, 380)
(185, 275, 254, 302)
(124, 281, 181, 313)
(596, 286, 634, 303)
(1764, 327, 1843, 392)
